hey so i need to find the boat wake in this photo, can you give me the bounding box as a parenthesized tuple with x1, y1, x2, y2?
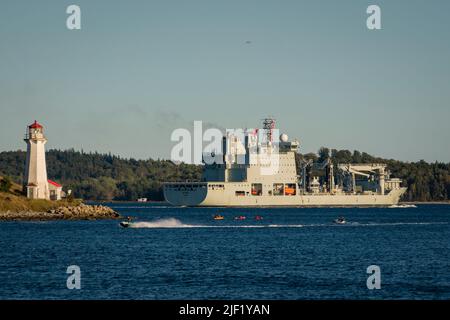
(125, 218, 448, 229)
(388, 204, 418, 208)
(129, 218, 193, 228)
(127, 218, 304, 229)
(347, 221, 447, 226)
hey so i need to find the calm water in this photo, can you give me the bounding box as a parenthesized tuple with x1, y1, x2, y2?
(0, 204, 449, 300)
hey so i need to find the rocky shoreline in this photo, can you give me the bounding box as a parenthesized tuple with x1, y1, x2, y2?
(0, 203, 121, 221)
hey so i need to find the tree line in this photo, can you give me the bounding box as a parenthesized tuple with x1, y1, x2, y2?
(0, 149, 201, 201)
(0, 148, 449, 201)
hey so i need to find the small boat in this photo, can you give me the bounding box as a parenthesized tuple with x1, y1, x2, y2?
(120, 221, 132, 228)
(255, 215, 263, 220)
(213, 215, 224, 220)
(234, 215, 246, 220)
(333, 216, 346, 225)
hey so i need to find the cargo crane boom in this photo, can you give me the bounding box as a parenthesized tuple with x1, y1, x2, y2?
(338, 163, 387, 194)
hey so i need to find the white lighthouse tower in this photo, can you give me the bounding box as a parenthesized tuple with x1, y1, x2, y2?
(23, 120, 50, 199)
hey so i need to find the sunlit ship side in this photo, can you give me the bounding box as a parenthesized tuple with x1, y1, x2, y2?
(163, 119, 406, 207)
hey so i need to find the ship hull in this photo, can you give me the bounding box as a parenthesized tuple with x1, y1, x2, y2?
(163, 183, 407, 207)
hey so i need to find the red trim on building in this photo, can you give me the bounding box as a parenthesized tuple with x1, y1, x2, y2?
(48, 180, 62, 187)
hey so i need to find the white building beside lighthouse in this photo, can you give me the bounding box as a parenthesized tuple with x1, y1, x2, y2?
(23, 121, 62, 200)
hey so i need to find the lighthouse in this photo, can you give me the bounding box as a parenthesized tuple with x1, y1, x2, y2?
(23, 120, 50, 199)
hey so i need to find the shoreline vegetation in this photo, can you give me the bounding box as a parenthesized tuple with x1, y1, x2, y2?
(0, 178, 120, 221)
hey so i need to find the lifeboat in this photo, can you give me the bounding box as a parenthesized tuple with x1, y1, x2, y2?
(213, 215, 224, 220)
(284, 187, 296, 195)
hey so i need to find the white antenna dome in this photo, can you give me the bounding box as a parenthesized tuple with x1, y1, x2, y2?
(280, 133, 288, 142)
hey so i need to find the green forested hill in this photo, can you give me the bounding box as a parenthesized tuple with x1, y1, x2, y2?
(0, 148, 449, 201)
(0, 149, 201, 201)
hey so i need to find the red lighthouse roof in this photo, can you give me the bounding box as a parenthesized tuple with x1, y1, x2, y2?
(29, 120, 43, 129)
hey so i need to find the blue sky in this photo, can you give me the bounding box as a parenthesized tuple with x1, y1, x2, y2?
(0, 0, 449, 162)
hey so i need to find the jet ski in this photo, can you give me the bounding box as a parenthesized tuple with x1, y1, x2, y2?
(255, 215, 263, 221)
(120, 216, 135, 228)
(120, 221, 132, 228)
(234, 215, 246, 220)
(333, 217, 346, 225)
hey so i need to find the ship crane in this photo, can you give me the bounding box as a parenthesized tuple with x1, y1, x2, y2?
(299, 159, 313, 192)
(300, 158, 335, 193)
(338, 164, 387, 195)
(315, 159, 335, 193)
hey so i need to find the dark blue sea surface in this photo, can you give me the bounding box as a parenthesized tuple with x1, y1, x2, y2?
(0, 204, 449, 299)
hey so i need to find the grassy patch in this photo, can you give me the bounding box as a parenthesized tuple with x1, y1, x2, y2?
(0, 176, 82, 212)
(0, 191, 82, 212)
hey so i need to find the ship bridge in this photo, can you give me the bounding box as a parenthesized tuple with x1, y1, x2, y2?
(202, 119, 299, 184)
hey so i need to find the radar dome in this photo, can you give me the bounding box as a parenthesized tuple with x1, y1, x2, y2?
(280, 133, 288, 142)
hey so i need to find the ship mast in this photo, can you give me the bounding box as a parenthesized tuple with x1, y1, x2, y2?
(262, 117, 276, 143)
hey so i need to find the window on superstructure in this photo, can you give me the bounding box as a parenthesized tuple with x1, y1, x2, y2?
(251, 183, 262, 196)
(273, 183, 284, 196)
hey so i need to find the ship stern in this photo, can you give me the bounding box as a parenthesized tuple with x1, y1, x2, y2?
(163, 182, 208, 206)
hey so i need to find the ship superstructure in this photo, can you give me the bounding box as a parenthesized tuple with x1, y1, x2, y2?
(163, 119, 406, 206)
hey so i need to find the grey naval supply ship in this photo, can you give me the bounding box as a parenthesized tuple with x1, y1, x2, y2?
(163, 119, 406, 207)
